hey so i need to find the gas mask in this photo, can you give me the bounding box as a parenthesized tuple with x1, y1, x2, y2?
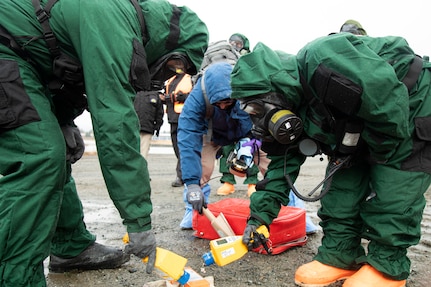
(229, 35, 244, 52)
(149, 52, 192, 90)
(240, 93, 303, 145)
(226, 138, 261, 177)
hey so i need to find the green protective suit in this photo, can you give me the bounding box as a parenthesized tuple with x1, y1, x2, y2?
(231, 34, 431, 280)
(0, 0, 208, 286)
(219, 143, 259, 185)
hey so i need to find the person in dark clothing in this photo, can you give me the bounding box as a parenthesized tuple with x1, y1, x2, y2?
(162, 73, 193, 187)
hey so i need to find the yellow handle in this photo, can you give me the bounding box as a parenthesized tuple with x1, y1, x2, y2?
(256, 225, 270, 238)
(202, 207, 216, 222)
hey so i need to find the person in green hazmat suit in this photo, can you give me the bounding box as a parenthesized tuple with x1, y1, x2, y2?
(231, 34, 431, 287)
(339, 19, 367, 35)
(0, 0, 208, 286)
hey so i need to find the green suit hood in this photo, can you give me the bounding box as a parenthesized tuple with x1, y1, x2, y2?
(231, 42, 303, 108)
(141, 0, 209, 74)
(230, 33, 250, 52)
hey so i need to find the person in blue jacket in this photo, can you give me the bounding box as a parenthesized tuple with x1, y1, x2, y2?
(177, 62, 268, 228)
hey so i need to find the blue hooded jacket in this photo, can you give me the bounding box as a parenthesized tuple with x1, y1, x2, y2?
(178, 62, 252, 185)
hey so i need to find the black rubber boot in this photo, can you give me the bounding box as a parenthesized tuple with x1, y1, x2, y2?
(171, 177, 183, 187)
(49, 242, 130, 273)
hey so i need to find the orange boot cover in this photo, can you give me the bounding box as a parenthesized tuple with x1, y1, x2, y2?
(216, 182, 235, 195)
(294, 260, 357, 287)
(247, 184, 256, 197)
(342, 264, 406, 287)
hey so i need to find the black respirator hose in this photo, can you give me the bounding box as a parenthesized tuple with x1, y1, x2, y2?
(284, 154, 351, 202)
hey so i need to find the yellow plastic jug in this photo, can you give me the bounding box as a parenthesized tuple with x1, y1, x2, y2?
(143, 247, 190, 284)
(202, 226, 269, 266)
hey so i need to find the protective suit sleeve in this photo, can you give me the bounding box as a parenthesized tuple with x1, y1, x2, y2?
(248, 153, 305, 226)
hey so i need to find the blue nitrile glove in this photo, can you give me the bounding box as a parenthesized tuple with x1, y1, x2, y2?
(124, 231, 157, 273)
(186, 184, 207, 214)
(241, 138, 262, 154)
(61, 125, 85, 164)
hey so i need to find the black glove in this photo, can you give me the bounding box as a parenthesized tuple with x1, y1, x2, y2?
(124, 231, 157, 273)
(186, 184, 207, 214)
(242, 224, 258, 250)
(215, 148, 223, 159)
(242, 224, 271, 253)
(61, 125, 85, 164)
(175, 92, 188, 103)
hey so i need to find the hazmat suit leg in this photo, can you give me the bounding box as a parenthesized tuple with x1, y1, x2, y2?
(0, 61, 66, 286)
(219, 144, 236, 184)
(357, 164, 430, 280)
(50, 164, 96, 258)
(315, 162, 370, 271)
(316, 162, 431, 280)
(219, 144, 259, 185)
(243, 164, 259, 184)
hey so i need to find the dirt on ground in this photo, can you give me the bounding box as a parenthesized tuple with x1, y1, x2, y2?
(45, 151, 431, 287)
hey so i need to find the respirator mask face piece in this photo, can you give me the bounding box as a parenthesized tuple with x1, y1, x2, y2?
(240, 93, 303, 144)
(229, 35, 244, 52)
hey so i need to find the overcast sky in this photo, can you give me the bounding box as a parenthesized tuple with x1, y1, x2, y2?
(76, 0, 429, 132)
(172, 0, 429, 55)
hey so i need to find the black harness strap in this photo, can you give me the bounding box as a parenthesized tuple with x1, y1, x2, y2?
(0, 25, 34, 64)
(33, 0, 147, 50)
(165, 5, 181, 51)
(129, 0, 147, 43)
(402, 55, 423, 93)
(299, 73, 335, 132)
(44, 0, 59, 14)
(32, 0, 61, 57)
